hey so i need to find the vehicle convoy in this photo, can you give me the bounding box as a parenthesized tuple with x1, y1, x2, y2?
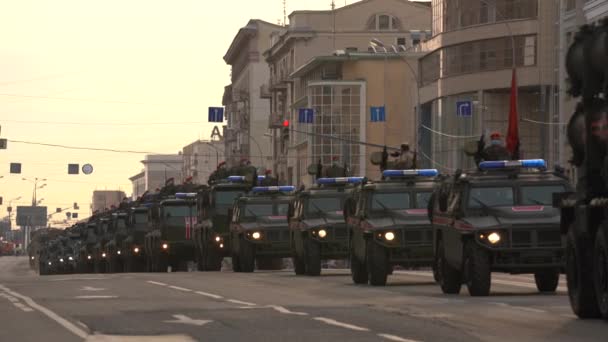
(230, 186, 295, 272)
(432, 159, 570, 296)
(28, 228, 62, 270)
(144, 183, 200, 272)
(346, 169, 437, 286)
(77, 220, 99, 273)
(105, 210, 130, 273)
(120, 206, 151, 272)
(554, 20, 608, 319)
(92, 214, 112, 273)
(289, 177, 364, 276)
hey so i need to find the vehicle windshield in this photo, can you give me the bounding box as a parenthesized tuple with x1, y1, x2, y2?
(242, 202, 289, 218)
(115, 218, 127, 230)
(306, 196, 344, 216)
(521, 185, 566, 205)
(215, 190, 245, 206)
(416, 192, 432, 209)
(162, 205, 197, 226)
(133, 212, 148, 225)
(468, 187, 514, 208)
(370, 191, 411, 211)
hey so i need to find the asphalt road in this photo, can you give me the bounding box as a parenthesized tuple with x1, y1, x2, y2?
(1, 256, 607, 342)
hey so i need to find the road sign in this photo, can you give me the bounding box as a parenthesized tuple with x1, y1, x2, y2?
(68, 164, 79, 175)
(82, 164, 94, 175)
(9, 163, 21, 174)
(370, 106, 386, 122)
(16, 206, 47, 227)
(0, 138, 6, 149)
(456, 101, 472, 117)
(298, 108, 314, 123)
(208, 107, 224, 122)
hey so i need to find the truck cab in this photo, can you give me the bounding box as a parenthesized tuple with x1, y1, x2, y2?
(432, 159, 571, 296)
(121, 206, 150, 272)
(105, 211, 129, 273)
(346, 169, 438, 286)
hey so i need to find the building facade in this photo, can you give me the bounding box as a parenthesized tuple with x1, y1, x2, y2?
(129, 171, 145, 200)
(419, 0, 560, 171)
(223, 20, 284, 171)
(141, 154, 183, 192)
(91, 190, 126, 213)
(182, 139, 225, 185)
(265, 0, 432, 185)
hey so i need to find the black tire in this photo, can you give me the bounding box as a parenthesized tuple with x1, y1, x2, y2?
(465, 241, 491, 297)
(593, 225, 608, 319)
(366, 241, 389, 286)
(534, 270, 560, 293)
(204, 247, 223, 271)
(350, 254, 368, 284)
(239, 237, 255, 273)
(566, 228, 601, 318)
(196, 250, 205, 271)
(437, 240, 462, 294)
(232, 254, 241, 272)
(293, 254, 306, 275)
(304, 239, 322, 276)
(257, 257, 283, 270)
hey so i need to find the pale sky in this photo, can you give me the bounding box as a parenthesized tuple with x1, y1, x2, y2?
(0, 0, 426, 225)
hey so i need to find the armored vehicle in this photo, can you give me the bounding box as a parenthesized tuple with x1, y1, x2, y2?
(346, 169, 438, 286)
(289, 177, 363, 276)
(230, 186, 295, 272)
(105, 211, 130, 273)
(92, 215, 112, 273)
(432, 159, 570, 296)
(121, 206, 151, 272)
(77, 221, 99, 273)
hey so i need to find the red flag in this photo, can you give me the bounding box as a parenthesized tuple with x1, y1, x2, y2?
(506, 68, 519, 159)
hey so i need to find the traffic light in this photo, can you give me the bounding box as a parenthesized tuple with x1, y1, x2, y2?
(73, 202, 79, 210)
(9, 163, 21, 174)
(0, 197, 3, 205)
(68, 164, 79, 175)
(282, 119, 290, 140)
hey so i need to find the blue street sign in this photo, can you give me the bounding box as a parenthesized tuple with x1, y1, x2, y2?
(208, 107, 224, 122)
(298, 108, 314, 123)
(370, 106, 386, 122)
(456, 101, 472, 117)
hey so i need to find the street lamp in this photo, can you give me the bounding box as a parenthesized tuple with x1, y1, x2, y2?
(22, 177, 47, 206)
(7, 196, 22, 230)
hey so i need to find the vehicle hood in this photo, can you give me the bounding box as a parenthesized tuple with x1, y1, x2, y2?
(240, 216, 288, 230)
(466, 205, 560, 229)
(301, 211, 345, 228)
(366, 209, 431, 229)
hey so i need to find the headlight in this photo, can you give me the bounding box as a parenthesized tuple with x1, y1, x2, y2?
(101, 253, 106, 258)
(219, 243, 224, 248)
(384, 232, 395, 241)
(162, 243, 168, 250)
(31, 256, 35, 260)
(117, 250, 121, 255)
(487, 232, 501, 244)
(68, 256, 73, 261)
(252, 232, 261, 240)
(215, 236, 221, 242)
(133, 247, 140, 253)
(87, 255, 92, 260)
(48, 262, 52, 265)
(317, 229, 327, 238)
(59, 258, 64, 263)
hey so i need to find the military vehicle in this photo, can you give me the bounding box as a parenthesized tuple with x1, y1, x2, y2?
(39, 237, 63, 275)
(346, 169, 438, 286)
(105, 210, 130, 273)
(289, 177, 364, 276)
(230, 186, 295, 272)
(28, 228, 62, 271)
(553, 20, 608, 319)
(77, 220, 99, 273)
(144, 187, 199, 272)
(121, 206, 151, 272)
(432, 159, 570, 296)
(92, 214, 112, 273)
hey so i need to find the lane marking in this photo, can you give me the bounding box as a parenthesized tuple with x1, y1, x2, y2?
(13, 302, 34, 312)
(164, 314, 213, 326)
(268, 305, 308, 316)
(378, 333, 422, 342)
(146, 281, 168, 286)
(85, 334, 196, 341)
(80, 286, 106, 292)
(50, 277, 107, 282)
(168, 285, 192, 292)
(75, 295, 119, 299)
(0, 284, 88, 339)
(490, 302, 547, 314)
(77, 321, 89, 331)
(195, 291, 223, 300)
(313, 317, 370, 332)
(227, 299, 256, 306)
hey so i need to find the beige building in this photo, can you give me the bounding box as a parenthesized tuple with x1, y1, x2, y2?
(223, 20, 284, 171)
(265, 0, 432, 184)
(290, 51, 422, 184)
(129, 171, 145, 200)
(419, 0, 560, 171)
(91, 190, 126, 213)
(182, 139, 225, 185)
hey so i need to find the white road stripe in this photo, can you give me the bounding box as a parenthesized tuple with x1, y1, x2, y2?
(378, 333, 422, 342)
(0, 284, 88, 339)
(195, 291, 223, 300)
(146, 281, 168, 286)
(50, 277, 107, 282)
(168, 286, 192, 292)
(313, 317, 370, 332)
(75, 295, 119, 299)
(227, 299, 256, 306)
(268, 305, 308, 316)
(490, 302, 547, 314)
(13, 302, 34, 312)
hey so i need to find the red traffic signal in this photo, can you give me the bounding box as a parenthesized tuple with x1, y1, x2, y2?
(282, 119, 290, 127)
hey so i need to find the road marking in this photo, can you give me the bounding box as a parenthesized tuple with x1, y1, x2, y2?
(13, 302, 34, 312)
(75, 295, 119, 299)
(0, 284, 88, 339)
(561, 314, 578, 319)
(147, 281, 168, 286)
(168, 285, 192, 292)
(227, 299, 256, 306)
(195, 291, 223, 300)
(378, 333, 422, 342)
(77, 321, 89, 331)
(85, 334, 196, 341)
(81, 286, 106, 292)
(164, 314, 213, 327)
(50, 277, 107, 282)
(313, 317, 370, 332)
(490, 302, 547, 314)
(268, 305, 308, 316)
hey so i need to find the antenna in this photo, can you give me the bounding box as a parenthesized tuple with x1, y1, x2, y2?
(331, 0, 336, 49)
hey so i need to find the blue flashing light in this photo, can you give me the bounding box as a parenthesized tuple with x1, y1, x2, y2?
(257, 176, 267, 181)
(175, 192, 197, 199)
(227, 176, 246, 182)
(317, 177, 365, 185)
(252, 186, 296, 193)
(382, 169, 439, 178)
(479, 159, 546, 171)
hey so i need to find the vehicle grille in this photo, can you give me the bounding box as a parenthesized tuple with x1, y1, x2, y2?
(509, 226, 561, 248)
(399, 226, 433, 246)
(264, 228, 289, 242)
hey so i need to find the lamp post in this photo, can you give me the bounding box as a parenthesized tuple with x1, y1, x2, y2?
(21, 178, 47, 207)
(7, 196, 21, 230)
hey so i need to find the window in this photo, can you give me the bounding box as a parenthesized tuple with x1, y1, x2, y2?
(379, 15, 390, 30)
(397, 37, 406, 46)
(416, 192, 432, 209)
(306, 196, 344, 216)
(368, 14, 400, 31)
(370, 192, 411, 211)
(242, 203, 289, 218)
(521, 185, 566, 205)
(468, 187, 514, 208)
(214, 190, 245, 206)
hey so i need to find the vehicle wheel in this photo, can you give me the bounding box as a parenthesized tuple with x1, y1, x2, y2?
(293, 254, 306, 275)
(567, 228, 601, 318)
(205, 247, 223, 271)
(350, 251, 368, 284)
(304, 238, 321, 276)
(232, 254, 241, 272)
(594, 225, 608, 319)
(366, 241, 389, 286)
(39, 262, 48, 276)
(257, 257, 282, 270)
(534, 270, 560, 293)
(437, 240, 462, 294)
(239, 237, 255, 273)
(465, 241, 491, 297)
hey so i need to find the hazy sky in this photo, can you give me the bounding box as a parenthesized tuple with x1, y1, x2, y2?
(0, 0, 427, 225)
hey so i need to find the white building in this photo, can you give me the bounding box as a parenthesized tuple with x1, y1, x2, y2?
(91, 190, 126, 213)
(140, 154, 183, 192)
(129, 171, 146, 200)
(182, 140, 225, 185)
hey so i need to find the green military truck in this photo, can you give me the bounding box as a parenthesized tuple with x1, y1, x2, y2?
(346, 169, 438, 286)
(121, 206, 151, 272)
(432, 159, 570, 296)
(289, 177, 364, 276)
(230, 186, 295, 272)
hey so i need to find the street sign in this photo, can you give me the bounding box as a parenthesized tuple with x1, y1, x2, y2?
(68, 163, 79, 174)
(208, 107, 224, 122)
(0, 138, 6, 149)
(370, 106, 386, 122)
(456, 101, 472, 117)
(9, 163, 21, 174)
(82, 164, 94, 175)
(298, 108, 314, 123)
(16, 206, 47, 227)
